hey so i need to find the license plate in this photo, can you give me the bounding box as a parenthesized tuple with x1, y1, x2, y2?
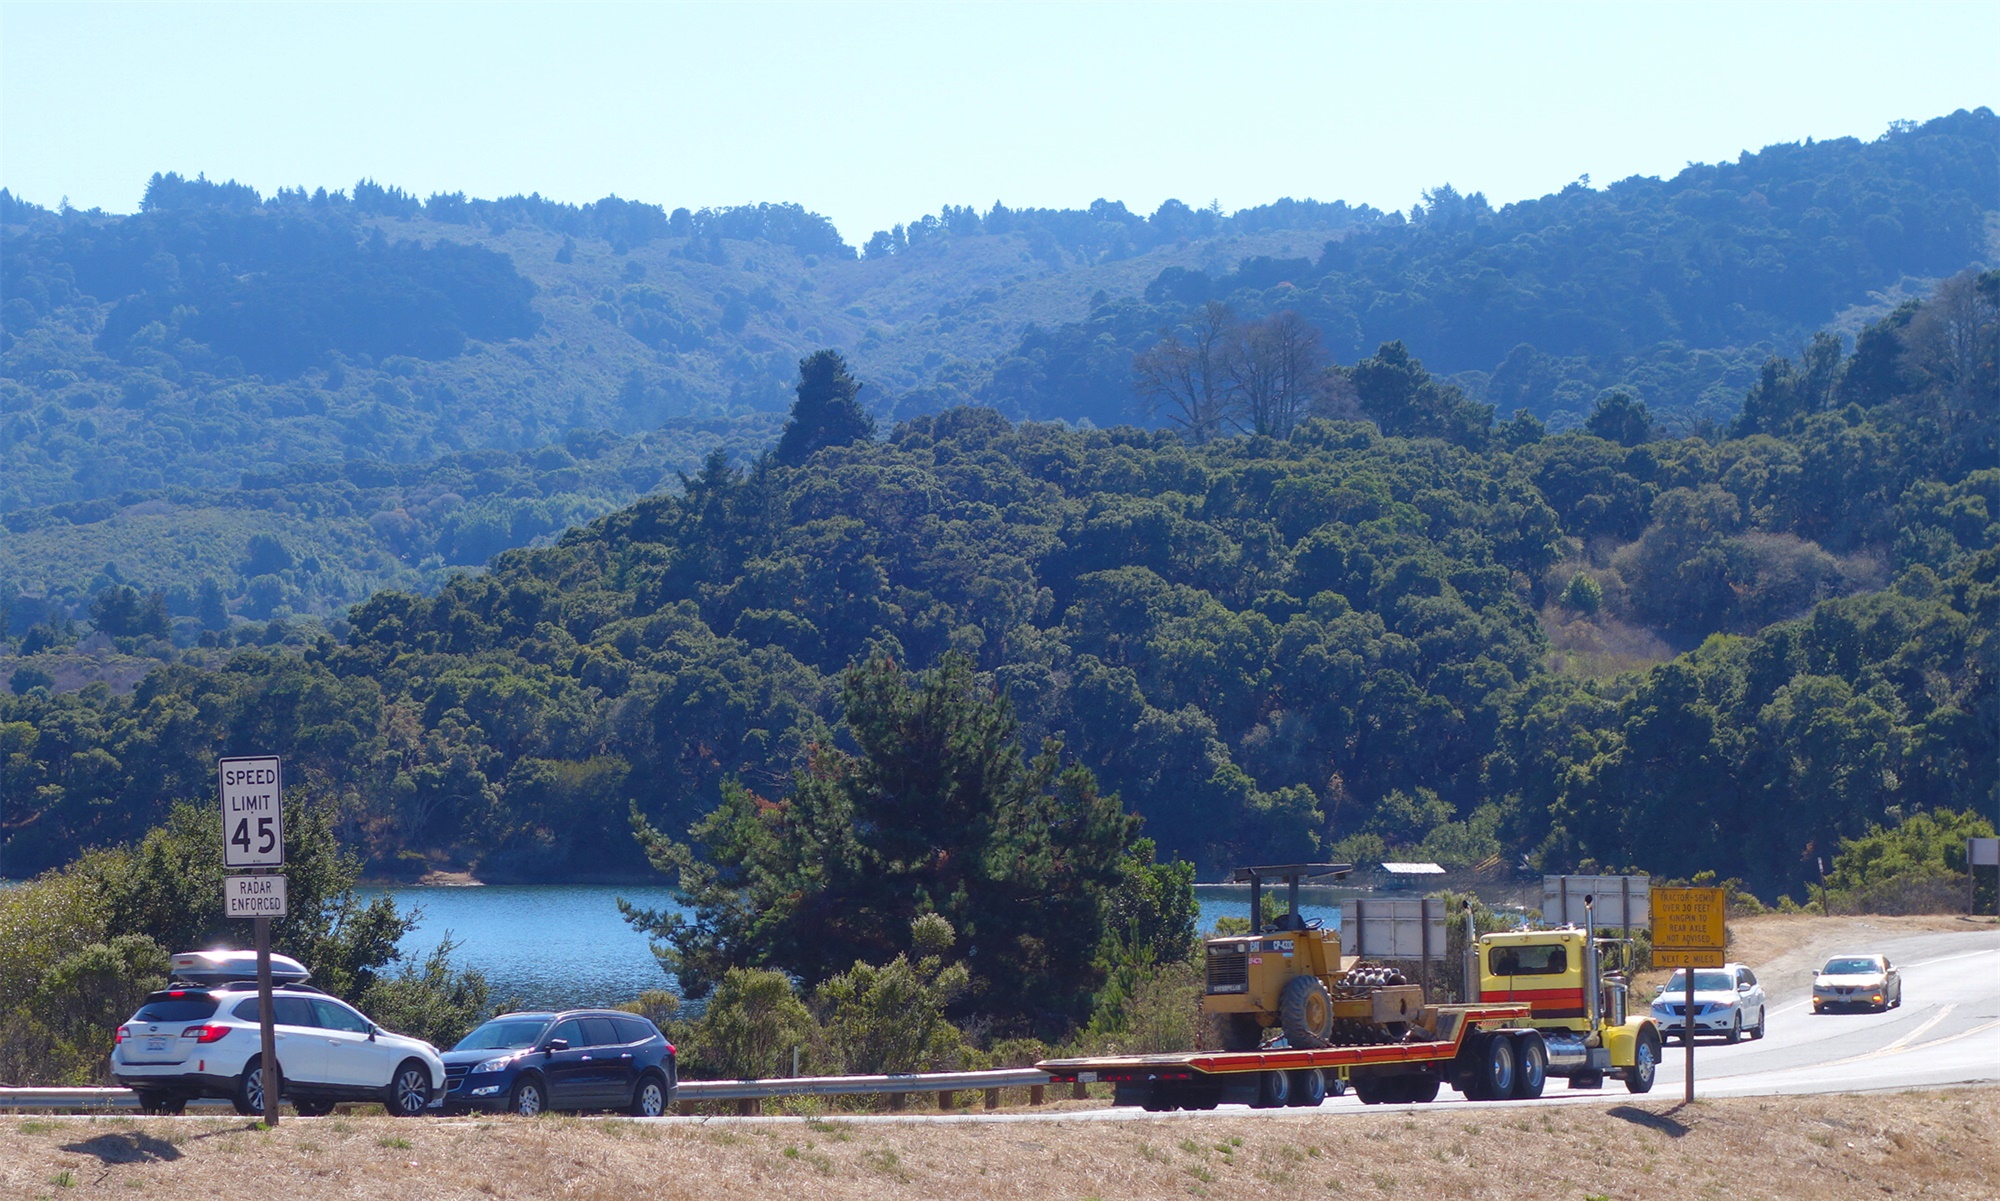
(146, 1038, 169, 1053)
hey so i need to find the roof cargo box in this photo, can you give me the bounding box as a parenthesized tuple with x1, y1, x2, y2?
(168, 949, 310, 985)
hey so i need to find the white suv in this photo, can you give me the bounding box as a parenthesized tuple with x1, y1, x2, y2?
(1651, 962, 1767, 1043)
(110, 950, 445, 1117)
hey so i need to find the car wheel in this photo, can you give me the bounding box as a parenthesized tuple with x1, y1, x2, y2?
(234, 1058, 277, 1117)
(510, 1076, 546, 1117)
(1753, 1007, 1766, 1039)
(629, 1073, 668, 1118)
(384, 1060, 431, 1118)
(294, 1100, 336, 1117)
(1725, 1012, 1742, 1044)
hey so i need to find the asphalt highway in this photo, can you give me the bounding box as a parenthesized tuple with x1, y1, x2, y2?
(689, 923, 1999, 1126)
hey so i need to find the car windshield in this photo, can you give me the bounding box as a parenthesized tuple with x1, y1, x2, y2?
(1661, 971, 1734, 992)
(1821, 958, 1881, 975)
(453, 1018, 550, 1051)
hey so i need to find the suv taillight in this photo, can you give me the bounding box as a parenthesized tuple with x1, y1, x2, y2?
(115, 1025, 130, 1044)
(182, 1025, 230, 1044)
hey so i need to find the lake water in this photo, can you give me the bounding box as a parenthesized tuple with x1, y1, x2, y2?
(358, 883, 1359, 1010)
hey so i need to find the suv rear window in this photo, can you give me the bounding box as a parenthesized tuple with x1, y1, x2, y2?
(133, 997, 218, 1023)
(612, 1015, 656, 1044)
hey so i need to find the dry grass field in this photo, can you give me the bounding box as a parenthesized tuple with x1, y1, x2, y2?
(4, 1086, 1995, 1201)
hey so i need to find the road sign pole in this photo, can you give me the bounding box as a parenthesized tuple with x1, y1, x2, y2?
(255, 909, 278, 1126)
(1684, 967, 1695, 1103)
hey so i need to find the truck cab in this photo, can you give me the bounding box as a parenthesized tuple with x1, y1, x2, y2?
(1476, 927, 1657, 1090)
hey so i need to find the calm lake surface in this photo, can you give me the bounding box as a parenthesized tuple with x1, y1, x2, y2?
(358, 883, 1362, 1010)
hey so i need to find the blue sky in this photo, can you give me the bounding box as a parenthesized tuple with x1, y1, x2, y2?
(3, 1, 1993, 243)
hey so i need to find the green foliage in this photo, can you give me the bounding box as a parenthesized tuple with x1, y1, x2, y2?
(813, 917, 973, 1075)
(678, 967, 815, 1080)
(776, 351, 874, 466)
(1826, 807, 1997, 914)
(357, 936, 494, 1049)
(68, 799, 411, 999)
(624, 650, 1141, 1037)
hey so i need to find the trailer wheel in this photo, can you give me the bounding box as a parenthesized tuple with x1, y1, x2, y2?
(1253, 1069, 1292, 1109)
(1403, 1075, 1440, 1104)
(1463, 1034, 1517, 1101)
(1510, 1032, 1547, 1100)
(1352, 1076, 1388, 1105)
(1286, 1068, 1327, 1107)
(1624, 1026, 1661, 1094)
(1279, 975, 1334, 1048)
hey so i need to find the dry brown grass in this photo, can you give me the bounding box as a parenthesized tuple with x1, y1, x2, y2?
(3, 1087, 1995, 1200)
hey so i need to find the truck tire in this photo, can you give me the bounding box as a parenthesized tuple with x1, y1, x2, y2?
(1463, 1033, 1516, 1101)
(1279, 975, 1334, 1048)
(1352, 1075, 1388, 1105)
(1253, 1069, 1292, 1109)
(1624, 1026, 1661, 1094)
(1286, 1068, 1327, 1107)
(1510, 1032, 1547, 1100)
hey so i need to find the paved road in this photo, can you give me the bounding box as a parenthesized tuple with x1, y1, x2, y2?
(742, 923, 1999, 1127)
(1651, 927, 2000, 1100)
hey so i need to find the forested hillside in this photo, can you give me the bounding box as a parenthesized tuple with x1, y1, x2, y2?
(5, 271, 1991, 897)
(2, 110, 1992, 627)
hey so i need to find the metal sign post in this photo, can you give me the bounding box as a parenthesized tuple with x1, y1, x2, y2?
(1652, 886, 1725, 1104)
(220, 755, 284, 1126)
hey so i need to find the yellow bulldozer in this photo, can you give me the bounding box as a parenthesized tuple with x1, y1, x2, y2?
(1200, 863, 1426, 1051)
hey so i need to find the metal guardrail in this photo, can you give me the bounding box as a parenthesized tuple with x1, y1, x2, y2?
(678, 1067, 1055, 1114)
(0, 1068, 1064, 1116)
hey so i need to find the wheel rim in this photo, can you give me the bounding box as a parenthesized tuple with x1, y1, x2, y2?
(245, 1067, 264, 1111)
(518, 1084, 542, 1116)
(640, 1082, 663, 1116)
(396, 1069, 427, 1113)
(1634, 1039, 1657, 1084)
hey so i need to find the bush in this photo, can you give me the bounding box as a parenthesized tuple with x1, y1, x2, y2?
(1827, 807, 1996, 914)
(357, 937, 493, 1049)
(682, 967, 815, 1080)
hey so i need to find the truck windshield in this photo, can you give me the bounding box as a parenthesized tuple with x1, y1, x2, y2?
(1488, 945, 1567, 976)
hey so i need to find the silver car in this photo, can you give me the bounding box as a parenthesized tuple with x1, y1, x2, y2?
(1812, 954, 1903, 1013)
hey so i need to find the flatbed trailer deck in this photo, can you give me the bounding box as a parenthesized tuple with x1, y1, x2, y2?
(1040, 1002, 1537, 1110)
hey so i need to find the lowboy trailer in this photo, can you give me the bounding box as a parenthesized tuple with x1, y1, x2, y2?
(1039, 865, 1663, 1110)
(1041, 1002, 1543, 1110)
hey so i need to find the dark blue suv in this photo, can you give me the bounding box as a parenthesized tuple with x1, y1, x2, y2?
(441, 1010, 676, 1116)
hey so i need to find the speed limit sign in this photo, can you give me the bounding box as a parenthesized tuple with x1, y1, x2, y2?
(219, 755, 284, 868)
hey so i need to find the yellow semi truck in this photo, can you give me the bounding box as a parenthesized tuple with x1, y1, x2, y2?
(1041, 864, 1664, 1109)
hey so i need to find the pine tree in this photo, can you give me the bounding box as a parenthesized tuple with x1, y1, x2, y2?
(775, 350, 874, 465)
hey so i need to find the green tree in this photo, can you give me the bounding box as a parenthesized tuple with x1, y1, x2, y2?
(775, 350, 874, 465)
(625, 650, 1141, 1037)
(1585, 390, 1654, 445)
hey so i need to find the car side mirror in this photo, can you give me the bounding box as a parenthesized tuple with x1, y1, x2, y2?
(1738, 982, 1750, 992)
(544, 1038, 569, 1053)
(368, 1025, 378, 1041)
